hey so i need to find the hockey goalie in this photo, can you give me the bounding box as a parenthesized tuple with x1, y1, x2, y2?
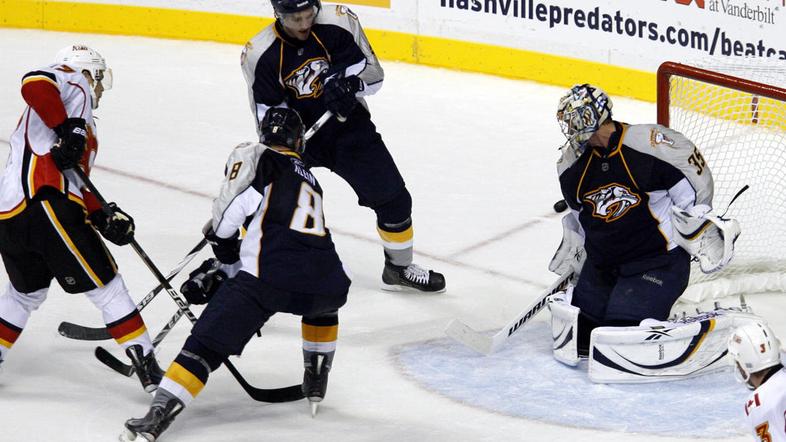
(547, 84, 749, 383)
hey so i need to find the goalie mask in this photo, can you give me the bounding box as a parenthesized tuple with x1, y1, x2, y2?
(557, 84, 612, 155)
(260, 107, 306, 154)
(54, 45, 113, 110)
(727, 321, 782, 389)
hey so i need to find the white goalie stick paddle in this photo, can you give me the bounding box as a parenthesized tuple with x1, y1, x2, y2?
(445, 272, 573, 355)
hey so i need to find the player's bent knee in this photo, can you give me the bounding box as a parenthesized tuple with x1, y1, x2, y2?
(84, 274, 134, 316)
(7, 285, 48, 313)
(374, 188, 412, 228)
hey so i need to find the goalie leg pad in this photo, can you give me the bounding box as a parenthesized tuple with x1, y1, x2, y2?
(549, 294, 580, 366)
(587, 310, 750, 383)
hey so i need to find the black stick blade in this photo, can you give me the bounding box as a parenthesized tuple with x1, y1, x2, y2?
(58, 322, 112, 341)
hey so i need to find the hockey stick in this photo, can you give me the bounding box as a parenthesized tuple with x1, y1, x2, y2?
(305, 110, 334, 140)
(445, 271, 573, 355)
(58, 238, 207, 340)
(74, 167, 304, 402)
(76, 110, 334, 342)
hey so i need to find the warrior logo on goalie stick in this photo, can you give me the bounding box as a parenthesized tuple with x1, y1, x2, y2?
(584, 183, 641, 222)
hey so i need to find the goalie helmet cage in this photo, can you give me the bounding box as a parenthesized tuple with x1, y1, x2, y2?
(656, 61, 786, 303)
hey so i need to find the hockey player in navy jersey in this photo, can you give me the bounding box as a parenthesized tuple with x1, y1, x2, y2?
(548, 84, 740, 361)
(241, 0, 445, 293)
(0, 45, 162, 391)
(122, 108, 352, 442)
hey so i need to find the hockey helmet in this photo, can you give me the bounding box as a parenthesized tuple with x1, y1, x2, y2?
(54, 45, 113, 109)
(557, 84, 612, 154)
(271, 0, 321, 15)
(260, 107, 306, 154)
(727, 321, 782, 389)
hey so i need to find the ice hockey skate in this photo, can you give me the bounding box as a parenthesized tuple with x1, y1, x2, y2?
(382, 262, 446, 293)
(303, 353, 331, 417)
(126, 344, 164, 393)
(121, 397, 184, 442)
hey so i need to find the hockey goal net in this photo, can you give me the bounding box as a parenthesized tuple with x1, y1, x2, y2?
(657, 61, 786, 303)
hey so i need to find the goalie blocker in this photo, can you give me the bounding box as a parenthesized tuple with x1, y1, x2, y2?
(551, 294, 761, 383)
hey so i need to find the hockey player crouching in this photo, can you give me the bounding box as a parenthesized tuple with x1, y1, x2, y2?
(728, 321, 786, 442)
(0, 46, 163, 391)
(547, 84, 742, 382)
(122, 108, 351, 442)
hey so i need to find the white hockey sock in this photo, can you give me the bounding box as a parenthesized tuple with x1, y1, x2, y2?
(84, 275, 153, 355)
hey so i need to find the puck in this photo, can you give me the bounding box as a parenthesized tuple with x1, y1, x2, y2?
(553, 200, 568, 213)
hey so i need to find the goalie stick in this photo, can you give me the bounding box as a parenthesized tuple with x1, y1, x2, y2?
(57, 238, 207, 341)
(445, 271, 573, 355)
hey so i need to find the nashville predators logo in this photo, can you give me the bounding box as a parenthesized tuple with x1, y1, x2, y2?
(584, 183, 641, 222)
(284, 58, 330, 99)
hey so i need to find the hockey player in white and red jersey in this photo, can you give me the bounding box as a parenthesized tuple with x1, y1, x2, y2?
(548, 84, 741, 370)
(0, 45, 163, 391)
(728, 321, 786, 442)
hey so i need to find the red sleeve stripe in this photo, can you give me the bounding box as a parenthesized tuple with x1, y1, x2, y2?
(21, 79, 67, 128)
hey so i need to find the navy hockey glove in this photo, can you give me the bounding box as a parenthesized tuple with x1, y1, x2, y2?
(51, 118, 88, 171)
(205, 230, 241, 264)
(322, 75, 363, 119)
(89, 203, 135, 246)
(180, 258, 227, 305)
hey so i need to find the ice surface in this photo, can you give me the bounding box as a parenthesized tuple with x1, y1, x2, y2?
(0, 29, 776, 441)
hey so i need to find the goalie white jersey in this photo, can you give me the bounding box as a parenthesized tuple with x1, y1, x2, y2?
(744, 367, 786, 442)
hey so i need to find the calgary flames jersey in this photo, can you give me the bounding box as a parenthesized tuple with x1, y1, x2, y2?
(241, 4, 383, 134)
(557, 122, 714, 268)
(0, 63, 99, 219)
(744, 368, 786, 442)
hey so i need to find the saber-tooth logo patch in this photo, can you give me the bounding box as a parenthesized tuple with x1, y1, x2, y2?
(584, 183, 641, 222)
(284, 58, 330, 99)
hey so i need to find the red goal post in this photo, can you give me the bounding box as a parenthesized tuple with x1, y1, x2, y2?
(656, 61, 786, 303)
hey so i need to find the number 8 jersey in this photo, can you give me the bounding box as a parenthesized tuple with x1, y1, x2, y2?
(211, 141, 350, 297)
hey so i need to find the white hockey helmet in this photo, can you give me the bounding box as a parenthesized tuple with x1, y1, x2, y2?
(727, 321, 782, 389)
(54, 45, 113, 109)
(557, 84, 613, 154)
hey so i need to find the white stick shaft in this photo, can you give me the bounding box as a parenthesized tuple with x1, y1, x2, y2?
(445, 272, 573, 355)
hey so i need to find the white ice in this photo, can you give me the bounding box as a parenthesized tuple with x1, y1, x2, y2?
(0, 29, 780, 442)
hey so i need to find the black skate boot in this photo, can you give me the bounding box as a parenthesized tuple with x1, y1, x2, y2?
(122, 397, 184, 442)
(303, 353, 331, 417)
(382, 262, 446, 293)
(126, 345, 164, 393)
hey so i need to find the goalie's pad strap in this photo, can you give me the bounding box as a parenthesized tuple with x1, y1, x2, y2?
(549, 296, 580, 366)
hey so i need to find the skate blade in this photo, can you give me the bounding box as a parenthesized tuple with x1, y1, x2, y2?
(119, 429, 155, 442)
(381, 282, 446, 294)
(310, 400, 319, 418)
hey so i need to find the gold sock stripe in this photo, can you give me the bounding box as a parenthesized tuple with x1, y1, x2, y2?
(302, 323, 338, 342)
(114, 325, 147, 345)
(164, 362, 205, 398)
(377, 225, 413, 243)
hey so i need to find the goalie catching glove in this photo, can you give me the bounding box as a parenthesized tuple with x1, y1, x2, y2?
(549, 212, 585, 281)
(180, 258, 227, 305)
(671, 204, 740, 274)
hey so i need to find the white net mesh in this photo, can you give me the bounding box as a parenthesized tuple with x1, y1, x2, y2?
(661, 60, 786, 302)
